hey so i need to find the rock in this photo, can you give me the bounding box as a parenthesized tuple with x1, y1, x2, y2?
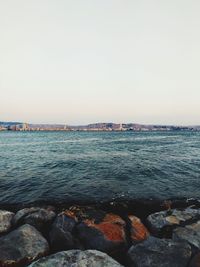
(128, 215, 149, 243)
(76, 212, 127, 254)
(147, 207, 200, 235)
(28, 250, 124, 267)
(173, 221, 200, 249)
(53, 206, 127, 257)
(13, 207, 41, 224)
(13, 207, 56, 232)
(49, 210, 81, 251)
(189, 252, 200, 267)
(128, 236, 191, 267)
(0, 210, 14, 234)
(0, 224, 49, 266)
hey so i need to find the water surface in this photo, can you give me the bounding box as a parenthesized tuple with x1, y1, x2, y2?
(0, 131, 200, 204)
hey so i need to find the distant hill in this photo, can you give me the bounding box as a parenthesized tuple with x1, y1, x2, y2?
(0, 121, 22, 127)
(0, 121, 200, 131)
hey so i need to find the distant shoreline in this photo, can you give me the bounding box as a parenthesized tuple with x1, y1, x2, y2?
(1, 121, 200, 132)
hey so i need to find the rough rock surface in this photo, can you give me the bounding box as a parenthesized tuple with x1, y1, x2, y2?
(13, 207, 56, 232)
(128, 236, 191, 267)
(0, 224, 49, 266)
(28, 250, 124, 267)
(76, 211, 127, 254)
(173, 221, 200, 249)
(51, 207, 127, 256)
(128, 215, 149, 243)
(0, 210, 14, 234)
(147, 207, 200, 234)
(49, 211, 81, 251)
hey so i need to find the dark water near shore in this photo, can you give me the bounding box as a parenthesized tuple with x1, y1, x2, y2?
(0, 131, 200, 204)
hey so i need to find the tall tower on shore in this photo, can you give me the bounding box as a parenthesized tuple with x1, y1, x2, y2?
(22, 123, 29, 131)
(119, 123, 123, 131)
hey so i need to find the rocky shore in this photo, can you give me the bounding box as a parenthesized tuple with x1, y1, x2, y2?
(0, 198, 200, 266)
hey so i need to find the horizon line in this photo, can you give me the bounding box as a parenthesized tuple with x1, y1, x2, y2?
(1, 120, 200, 127)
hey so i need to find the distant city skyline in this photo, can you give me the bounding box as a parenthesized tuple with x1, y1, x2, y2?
(1, 0, 200, 126)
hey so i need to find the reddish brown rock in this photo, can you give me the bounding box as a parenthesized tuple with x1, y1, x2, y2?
(128, 215, 149, 243)
(82, 213, 126, 243)
(63, 209, 78, 220)
(63, 206, 128, 255)
(190, 252, 200, 267)
(51, 206, 128, 257)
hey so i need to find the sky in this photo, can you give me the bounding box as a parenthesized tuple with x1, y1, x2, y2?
(0, 0, 200, 125)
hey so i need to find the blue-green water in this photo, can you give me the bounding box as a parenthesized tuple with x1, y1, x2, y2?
(0, 131, 200, 204)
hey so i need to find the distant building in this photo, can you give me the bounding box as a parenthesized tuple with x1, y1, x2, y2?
(0, 126, 7, 131)
(22, 123, 29, 131)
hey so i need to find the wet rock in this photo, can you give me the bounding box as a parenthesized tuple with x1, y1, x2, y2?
(54, 206, 127, 257)
(173, 221, 200, 249)
(128, 236, 191, 267)
(49, 210, 81, 251)
(128, 215, 149, 243)
(189, 252, 200, 267)
(0, 224, 49, 266)
(0, 210, 14, 234)
(28, 250, 124, 267)
(13, 207, 56, 232)
(50, 206, 151, 260)
(76, 212, 127, 254)
(147, 207, 200, 235)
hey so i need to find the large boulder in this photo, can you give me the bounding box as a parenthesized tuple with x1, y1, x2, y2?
(0, 224, 49, 266)
(13, 207, 56, 233)
(128, 236, 191, 267)
(50, 206, 128, 256)
(147, 208, 200, 235)
(173, 221, 200, 249)
(0, 210, 14, 234)
(128, 215, 149, 243)
(49, 210, 81, 251)
(28, 250, 124, 267)
(76, 212, 127, 254)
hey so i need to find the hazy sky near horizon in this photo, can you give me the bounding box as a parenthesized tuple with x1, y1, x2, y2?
(1, 0, 200, 125)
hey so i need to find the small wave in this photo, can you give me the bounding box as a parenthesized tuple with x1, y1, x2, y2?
(1, 131, 200, 203)
(41, 160, 77, 169)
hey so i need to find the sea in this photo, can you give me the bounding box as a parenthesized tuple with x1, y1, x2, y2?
(0, 130, 200, 205)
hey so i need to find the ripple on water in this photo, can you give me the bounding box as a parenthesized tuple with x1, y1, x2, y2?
(0, 131, 200, 204)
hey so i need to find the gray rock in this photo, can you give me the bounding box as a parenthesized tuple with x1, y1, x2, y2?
(0, 210, 14, 234)
(13, 207, 40, 224)
(28, 250, 124, 267)
(147, 207, 200, 234)
(0, 224, 49, 266)
(49, 212, 82, 251)
(173, 221, 200, 249)
(128, 236, 191, 267)
(13, 207, 56, 232)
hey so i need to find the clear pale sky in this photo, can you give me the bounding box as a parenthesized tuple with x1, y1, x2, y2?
(0, 0, 200, 125)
